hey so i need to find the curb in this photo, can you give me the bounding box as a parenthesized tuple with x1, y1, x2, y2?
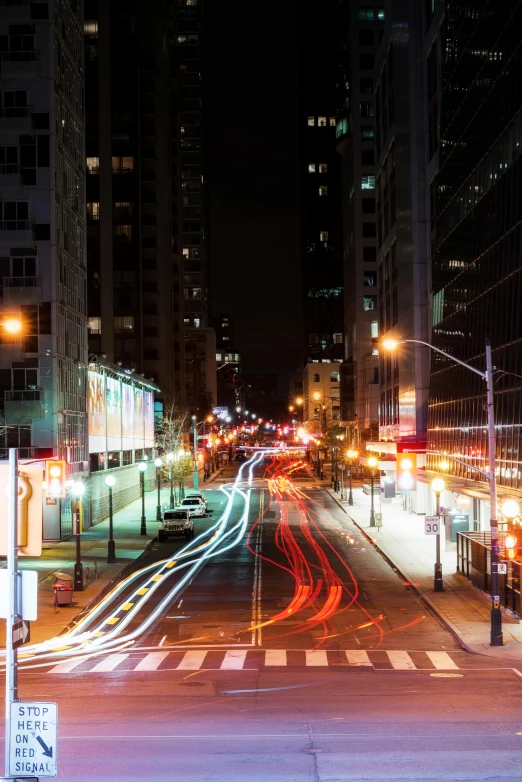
(323, 486, 483, 657)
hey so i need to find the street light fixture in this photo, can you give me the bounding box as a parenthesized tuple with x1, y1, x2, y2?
(105, 475, 116, 563)
(71, 481, 85, 592)
(154, 457, 163, 521)
(431, 477, 445, 592)
(383, 335, 504, 645)
(138, 461, 148, 535)
(368, 456, 378, 527)
(3, 317, 22, 334)
(501, 499, 520, 526)
(347, 449, 358, 506)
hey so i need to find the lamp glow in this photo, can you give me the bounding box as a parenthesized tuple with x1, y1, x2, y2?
(367, 456, 378, 468)
(71, 481, 85, 496)
(431, 478, 445, 494)
(105, 475, 116, 488)
(138, 462, 147, 472)
(382, 338, 399, 351)
(502, 499, 520, 520)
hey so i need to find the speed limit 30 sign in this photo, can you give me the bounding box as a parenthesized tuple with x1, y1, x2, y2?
(424, 516, 441, 535)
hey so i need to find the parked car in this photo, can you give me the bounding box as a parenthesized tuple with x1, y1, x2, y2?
(178, 497, 206, 517)
(158, 509, 194, 542)
(185, 492, 207, 510)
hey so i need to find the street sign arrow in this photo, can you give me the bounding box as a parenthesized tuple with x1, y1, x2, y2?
(36, 735, 53, 758)
(13, 619, 30, 648)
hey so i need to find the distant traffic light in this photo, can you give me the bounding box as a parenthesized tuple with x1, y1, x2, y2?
(396, 453, 417, 491)
(45, 460, 66, 498)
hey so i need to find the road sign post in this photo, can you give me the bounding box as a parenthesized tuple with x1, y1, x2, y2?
(9, 702, 57, 778)
(4, 448, 19, 779)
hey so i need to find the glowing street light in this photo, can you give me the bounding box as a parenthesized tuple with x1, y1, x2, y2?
(3, 317, 22, 334)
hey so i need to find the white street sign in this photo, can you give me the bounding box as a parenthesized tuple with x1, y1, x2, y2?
(9, 702, 57, 777)
(0, 568, 38, 620)
(424, 516, 441, 535)
(498, 563, 507, 574)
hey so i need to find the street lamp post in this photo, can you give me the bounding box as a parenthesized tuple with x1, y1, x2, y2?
(347, 449, 358, 506)
(138, 461, 147, 535)
(368, 456, 377, 527)
(155, 457, 163, 521)
(431, 478, 445, 592)
(383, 335, 503, 645)
(71, 481, 85, 592)
(167, 452, 175, 507)
(105, 475, 116, 563)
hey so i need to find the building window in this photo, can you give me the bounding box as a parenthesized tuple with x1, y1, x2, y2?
(362, 222, 376, 237)
(361, 175, 375, 190)
(114, 202, 133, 219)
(330, 372, 339, 382)
(361, 126, 375, 140)
(216, 353, 222, 362)
(359, 54, 374, 70)
(308, 116, 315, 126)
(363, 246, 377, 263)
(313, 373, 320, 382)
(84, 20, 98, 35)
(88, 316, 101, 334)
(308, 162, 316, 173)
(319, 186, 328, 197)
(112, 156, 134, 173)
(317, 116, 327, 127)
(358, 8, 374, 20)
(114, 316, 134, 331)
(361, 150, 375, 166)
(360, 78, 373, 94)
(114, 225, 132, 239)
(86, 202, 100, 220)
(371, 321, 379, 338)
(363, 295, 377, 311)
(360, 102, 374, 118)
(319, 231, 329, 242)
(329, 117, 336, 126)
(86, 156, 99, 174)
(359, 30, 374, 45)
(364, 271, 377, 286)
(318, 162, 328, 173)
(362, 198, 375, 214)
(378, 8, 385, 19)
(333, 333, 343, 344)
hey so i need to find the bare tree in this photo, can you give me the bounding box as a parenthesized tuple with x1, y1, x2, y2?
(155, 402, 189, 457)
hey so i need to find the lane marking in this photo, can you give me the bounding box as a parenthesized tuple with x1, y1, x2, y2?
(220, 650, 247, 670)
(265, 650, 287, 666)
(158, 635, 167, 647)
(48, 655, 93, 674)
(89, 654, 129, 673)
(134, 652, 169, 672)
(427, 651, 459, 670)
(176, 650, 208, 670)
(105, 617, 120, 625)
(305, 650, 328, 667)
(345, 650, 371, 666)
(387, 651, 416, 670)
(122, 603, 134, 611)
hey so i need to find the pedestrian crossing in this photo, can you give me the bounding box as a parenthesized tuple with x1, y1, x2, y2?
(41, 648, 466, 675)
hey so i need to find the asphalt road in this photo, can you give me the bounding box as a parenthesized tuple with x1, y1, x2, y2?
(3, 456, 522, 781)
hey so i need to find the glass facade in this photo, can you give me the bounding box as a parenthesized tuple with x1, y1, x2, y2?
(427, 1, 522, 490)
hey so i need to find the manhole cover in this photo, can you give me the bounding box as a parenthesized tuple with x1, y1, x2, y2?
(430, 673, 463, 678)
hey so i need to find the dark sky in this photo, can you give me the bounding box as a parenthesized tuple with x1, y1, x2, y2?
(206, 0, 304, 392)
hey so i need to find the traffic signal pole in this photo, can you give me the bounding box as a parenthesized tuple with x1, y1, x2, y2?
(4, 448, 19, 777)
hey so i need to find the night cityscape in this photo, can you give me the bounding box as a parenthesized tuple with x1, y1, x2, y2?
(1, 1, 522, 781)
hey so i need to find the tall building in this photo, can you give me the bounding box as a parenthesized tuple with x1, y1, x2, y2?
(214, 313, 241, 411)
(336, 3, 384, 440)
(299, 0, 343, 364)
(0, 0, 88, 537)
(84, 0, 185, 405)
(427, 0, 522, 504)
(375, 0, 430, 444)
(177, 0, 215, 413)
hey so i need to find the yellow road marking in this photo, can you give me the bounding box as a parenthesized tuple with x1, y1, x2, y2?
(93, 631, 105, 637)
(150, 574, 163, 582)
(51, 645, 71, 652)
(166, 561, 176, 568)
(122, 602, 134, 611)
(136, 587, 148, 596)
(105, 617, 120, 625)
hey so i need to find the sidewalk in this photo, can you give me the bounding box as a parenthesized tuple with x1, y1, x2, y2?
(2, 469, 223, 647)
(321, 478, 522, 662)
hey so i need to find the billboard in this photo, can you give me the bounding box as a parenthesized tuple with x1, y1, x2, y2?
(88, 371, 155, 454)
(88, 371, 106, 453)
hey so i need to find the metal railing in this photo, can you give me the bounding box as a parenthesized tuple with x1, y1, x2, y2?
(0, 220, 31, 231)
(3, 276, 41, 288)
(4, 389, 43, 402)
(457, 531, 521, 617)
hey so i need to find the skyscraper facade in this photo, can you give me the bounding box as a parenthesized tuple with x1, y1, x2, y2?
(427, 0, 522, 496)
(84, 0, 185, 405)
(336, 3, 384, 439)
(0, 0, 88, 536)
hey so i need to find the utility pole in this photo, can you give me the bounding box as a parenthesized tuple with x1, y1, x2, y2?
(486, 337, 502, 645)
(4, 448, 19, 778)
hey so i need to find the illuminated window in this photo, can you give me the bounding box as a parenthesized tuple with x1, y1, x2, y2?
(216, 353, 222, 362)
(330, 372, 339, 382)
(359, 8, 374, 21)
(371, 321, 379, 338)
(84, 20, 98, 35)
(363, 295, 377, 311)
(308, 162, 316, 173)
(114, 202, 133, 219)
(308, 116, 315, 126)
(361, 175, 375, 189)
(88, 316, 101, 334)
(114, 316, 134, 331)
(333, 333, 343, 344)
(329, 117, 336, 126)
(86, 156, 99, 174)
(87, 202, 100, 220)
(112, 156, 134, 173)
(318, 116, 327, 127)
(194, 318, 200, 327)
(114, 225, 132, 239)
(318, 162, 328, 173)
(177, 35, 187, 43)
(378, 8, 385, 20)
(313, 373, 320, 382)
(319, 231, 328, 242)
(319, 186, 328, 197)
(361, 126, 375, 140)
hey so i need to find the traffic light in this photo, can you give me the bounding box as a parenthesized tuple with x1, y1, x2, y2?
(505, 534, 517, 560)
(396, 453, 417, 491)
(45, 460, 66, 498)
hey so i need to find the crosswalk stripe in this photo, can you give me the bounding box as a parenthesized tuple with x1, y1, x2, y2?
(134, 652, 169, 672)
(176, 650, 207, 670)
(305, 650, 328, 666)
(89, 654, 129, 672)
(387, 651, 416, 670)
(220, 650, 248, 670)
(345, 650, 371, 666)
(48, 655, 93, 674)
(426, 651, 459, 670)
(265, 650, 287, 666)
